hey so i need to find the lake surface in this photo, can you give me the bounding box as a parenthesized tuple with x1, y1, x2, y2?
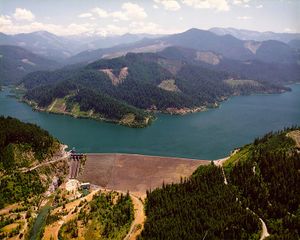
(1, 85, 300, 160)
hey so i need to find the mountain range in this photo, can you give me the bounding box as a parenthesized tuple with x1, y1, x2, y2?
(1, 27, 299, 127)
(0, 45, 59, 84)
(66, 28, 300, 65)
(210, 27, 300, 43)
(0, 31, 162, 61)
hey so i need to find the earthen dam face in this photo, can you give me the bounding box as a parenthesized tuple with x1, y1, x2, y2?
(78, 153, 210, 197)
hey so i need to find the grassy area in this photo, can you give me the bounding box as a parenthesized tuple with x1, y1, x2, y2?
(287, 130, 300, 148)
(70, 103, 93, 117)
(48, 98, 65, 112)
(120, 113, 136, 125)
(158, 79, 181, 92)
(223, 145, 252, 170)
(224, 79, 262, 87)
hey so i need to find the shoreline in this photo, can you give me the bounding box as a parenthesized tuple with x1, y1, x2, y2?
(5, 85, 292, 130)
(85, 152, 212, 162)
(76, 152, 233, 162)
(22, 98, 153, 128)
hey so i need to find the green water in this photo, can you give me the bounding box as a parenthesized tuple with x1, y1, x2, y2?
(1, 85, 300, 160)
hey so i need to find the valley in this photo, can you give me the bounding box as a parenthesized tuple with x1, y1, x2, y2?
(1, 3, 300, 238)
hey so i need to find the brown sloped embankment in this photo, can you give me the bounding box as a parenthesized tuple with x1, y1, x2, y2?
(78, 153, 210, 198)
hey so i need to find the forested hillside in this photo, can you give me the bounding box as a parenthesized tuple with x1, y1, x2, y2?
(68, 28, 299, 65)
(0, 45, 59, 84)
(139, 127, 300, 239)
(21, 48, 292, 127)
(159, 46, 300, 84)
(0, 116, 62, 208)
(58, 192, 134, 239)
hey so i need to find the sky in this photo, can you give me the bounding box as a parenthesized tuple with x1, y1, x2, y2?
(0, 0, 299, 36)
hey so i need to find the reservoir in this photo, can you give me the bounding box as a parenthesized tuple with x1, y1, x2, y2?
(1, 84, 300, 160)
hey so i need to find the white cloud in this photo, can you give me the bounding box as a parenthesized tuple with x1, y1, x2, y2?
(78, 12, 93, 18)
(91, 7, 109, 18)
(91, 3, 147, 21)
(0, 15, 12, 27)
(153, 4, 159, 9)
(0, 17, 177, 36)
(232, 0, 250, 5)
(13, 8, 35, 21)
(120, 2, 147, 20)
(154, 0, 181, 11)
(256, 4, 263, 8)
(232, 0, 251, 7)
(182, 0, 230, 11)
(237, 16, 252, 20)
(283, 27, 296, 33)
(110, 11, 128, 21)
(0, 19, 95, 36)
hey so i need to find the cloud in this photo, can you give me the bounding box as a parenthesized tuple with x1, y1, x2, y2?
(91, 7, 109, 18)
(153, 4, 159, 8)
(0, 15, 12, 26)
(91, 3, 147, 21)
(154, 0, 181, 11)
(13, 8, 35, 21)
(0, 16, 177, 36)
(283, 27, 296, 33)
(0, 18, 95, 36)
(182, 0, 230, 11)
(256, 4, 263, 8)
(232, 0, 251, 7)
(237, 16, 252, 20)
(119, 2, 147, 20)
(78, 12, 93, 18)
(232, 0, 250, 5)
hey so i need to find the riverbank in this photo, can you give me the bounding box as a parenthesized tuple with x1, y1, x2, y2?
(1, 84, 300, 159)
(22, 98, 153, 128)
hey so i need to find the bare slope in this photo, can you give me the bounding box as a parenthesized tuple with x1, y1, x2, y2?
(78, 153, 210, 197)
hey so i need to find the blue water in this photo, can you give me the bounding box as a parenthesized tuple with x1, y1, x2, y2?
(1, 84, 299, 159)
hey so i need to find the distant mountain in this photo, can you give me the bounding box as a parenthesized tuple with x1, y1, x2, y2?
(0, 31, 162, 61)
(210, 27, 300, 43)
(21, 48, 293, 127)
(3, 28, 298, 66)
(68, 28, 299, 65)
(71, 33, 164, 52)
(159, 46, 300, 84)
(0, 31, 77, 60)
(289, 39, 300, 50)
(66, 37, 168, 65)
(0, 45, 59, 84)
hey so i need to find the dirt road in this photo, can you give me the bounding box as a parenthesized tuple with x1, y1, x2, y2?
(215, 156, 270, 240)
(124, 193, 145, 240)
